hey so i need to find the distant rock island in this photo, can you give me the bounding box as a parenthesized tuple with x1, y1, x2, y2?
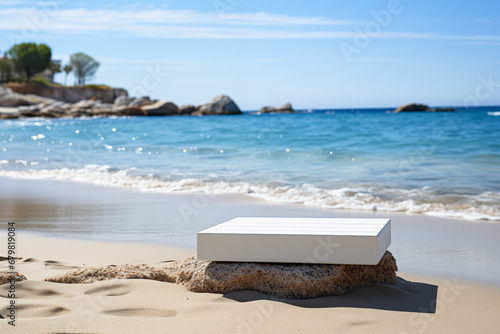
(258, 103, 295, 114)
(394, 103, 455, 113)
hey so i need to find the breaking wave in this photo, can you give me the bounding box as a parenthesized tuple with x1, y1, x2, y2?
(1, 165, 499, 221)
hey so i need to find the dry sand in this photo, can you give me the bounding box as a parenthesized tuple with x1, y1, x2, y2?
(1, 234, 499, 333)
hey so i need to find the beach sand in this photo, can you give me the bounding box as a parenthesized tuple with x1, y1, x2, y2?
(0, 234, 499, 333)
(1, 177, 500, 333)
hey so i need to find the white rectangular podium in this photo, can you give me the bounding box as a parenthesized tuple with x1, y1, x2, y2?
(197, 217, 391, 265)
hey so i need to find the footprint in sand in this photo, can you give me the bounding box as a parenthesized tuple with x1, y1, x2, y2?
(0, 257, 39, 263)
(0, 281, 74, 299)
(103, 308, 178, 318)
(0, 303, 71, 318)
(44, 260, 79, 270)
(85, 282, 131, 297)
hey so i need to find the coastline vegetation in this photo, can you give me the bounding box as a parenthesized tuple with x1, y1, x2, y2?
(0, 42, 99, 87)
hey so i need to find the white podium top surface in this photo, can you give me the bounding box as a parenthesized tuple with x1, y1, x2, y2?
(199, 217, 391, 237)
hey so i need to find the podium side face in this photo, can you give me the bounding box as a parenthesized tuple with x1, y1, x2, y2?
(197, 218, 391, 265)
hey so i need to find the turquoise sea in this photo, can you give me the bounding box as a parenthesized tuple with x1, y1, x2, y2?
(1, 106, 499, 221)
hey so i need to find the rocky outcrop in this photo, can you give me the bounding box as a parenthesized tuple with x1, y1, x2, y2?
(431, 107, 455, 111)
(0, 86, 33, 107)
(0, 108, 20, 119)
(45, 251, 397, 299)
(4, 82, 127, 104)
(394, 103, 455, 113)
(258, 103, 295, 114)
(141, 101, 179, 116)
(0, 88, 312, 119)
(13, 98, 131, 118)
(113, 95, 134, 107)
(116, 107, 145, 116)
(179, 105, 199, 115)
(0, 93, 244, 118)
(197, 95, 242, 115)
(128, 96, 152, 108)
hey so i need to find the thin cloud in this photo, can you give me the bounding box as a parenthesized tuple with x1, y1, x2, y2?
(0, 0, 32, 5)
(0, 6, 499, 41)
(456, 41, 500, 46)
(354, 57, 403, 62)
(0, 7, 358, 28)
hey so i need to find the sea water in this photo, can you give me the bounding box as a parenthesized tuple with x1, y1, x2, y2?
(1, 107, 499, 221)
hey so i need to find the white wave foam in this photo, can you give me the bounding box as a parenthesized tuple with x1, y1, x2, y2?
(0, 165, 498, 221)
(487, 111, 500, 116)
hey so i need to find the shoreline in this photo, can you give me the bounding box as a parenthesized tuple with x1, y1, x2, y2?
(1, 233, 500, 333)
(0, 167, 498, 222)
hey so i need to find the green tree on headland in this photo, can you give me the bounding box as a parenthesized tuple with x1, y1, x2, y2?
(49, 61, 62, 82)
(0, 55, 12, 82)
(63, 64, 73, 86)
(70, 53, 100, 86)
(7, 43, 52, 82)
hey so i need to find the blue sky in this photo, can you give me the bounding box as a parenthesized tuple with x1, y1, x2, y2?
(1, 0, 499, 109)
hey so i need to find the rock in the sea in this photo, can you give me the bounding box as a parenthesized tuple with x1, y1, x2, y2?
(168, 251, 397, 298)
(0, 86, 33, 107)
(113, 95, 134, 107)
(128, 96, 152, 108)
(0, 112, 20, 119)
(197, 95, 242, 115)
(73, 99, 97, 109)
(258, 103, 295, 114)
(19, 109, 42, 118)
(394, 103, 429, 113)
(179, 104, 199, 115)
(394, 103, 456, 113)
(431, 107, 455, 111)
(0, 272, 27, 285)
(141, 101, 179, 116)
(114, 106, 145, 116)
(5, 82, 128, 104)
